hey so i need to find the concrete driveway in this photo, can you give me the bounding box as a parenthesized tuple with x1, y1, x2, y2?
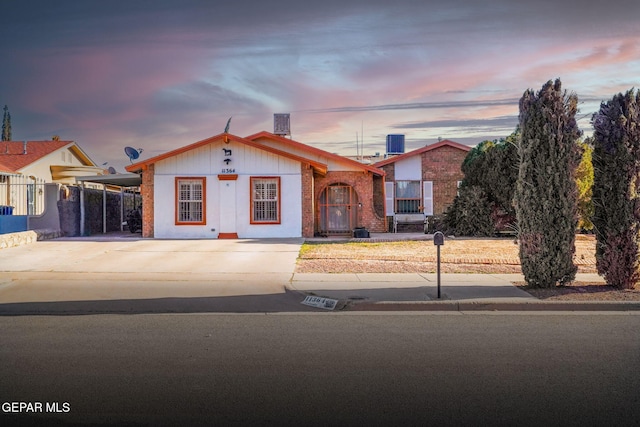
(0, 236, 304, 307)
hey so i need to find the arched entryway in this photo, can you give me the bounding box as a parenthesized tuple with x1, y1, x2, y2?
(318, 183, 358, 235)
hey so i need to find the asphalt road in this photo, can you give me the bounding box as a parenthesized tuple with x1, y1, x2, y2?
(2, 313, 639, 426)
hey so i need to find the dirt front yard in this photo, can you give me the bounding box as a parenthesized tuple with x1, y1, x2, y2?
(296, 234, 640, 301)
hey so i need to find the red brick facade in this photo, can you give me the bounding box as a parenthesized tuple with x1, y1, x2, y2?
(141, 164, 154, 238)
(375, 140, 470, 219)
(421, 146, 466, 215)
(300, 163, 315, 237)
(380, 163, 395, 182)
(313, 170, 386, 235)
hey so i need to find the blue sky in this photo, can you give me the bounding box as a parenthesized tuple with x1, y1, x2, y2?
(1, 0, 639, 171)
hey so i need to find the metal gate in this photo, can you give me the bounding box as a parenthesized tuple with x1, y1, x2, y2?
(319, 184, 358, 235)
(0, 174, 46, 215)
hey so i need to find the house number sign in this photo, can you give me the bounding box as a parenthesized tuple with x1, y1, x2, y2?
(221, 147, 236, 174)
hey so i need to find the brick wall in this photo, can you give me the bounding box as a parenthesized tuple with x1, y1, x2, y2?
(372, 174, 385, 218)
(313, 171, 386, 234)
(421, 146, 466, 215)
(380, 163, 395, 182)
(141, 164, 155, 238)
(57, 186, 138, 236)
(300, 163, 314, 237)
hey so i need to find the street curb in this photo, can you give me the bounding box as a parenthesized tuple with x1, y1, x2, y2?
(345, 300, 640, 312)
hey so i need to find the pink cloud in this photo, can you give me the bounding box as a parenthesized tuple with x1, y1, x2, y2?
(18, 44, 208, 129)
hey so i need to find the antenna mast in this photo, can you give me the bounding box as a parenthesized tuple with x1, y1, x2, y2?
(361, 121, 364, 160)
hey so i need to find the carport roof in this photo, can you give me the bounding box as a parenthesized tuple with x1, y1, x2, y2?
(76, 173, 142, 187)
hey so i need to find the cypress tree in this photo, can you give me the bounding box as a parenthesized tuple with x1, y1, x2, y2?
(515, 79, 582, 288)
(2, 105, 11, 141)
(591, 89, 640, 289)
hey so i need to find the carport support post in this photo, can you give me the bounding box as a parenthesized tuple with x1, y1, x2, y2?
(120, 187, 124, 232)
(80, 182, 85, 236)
(103, 185, 107, 234)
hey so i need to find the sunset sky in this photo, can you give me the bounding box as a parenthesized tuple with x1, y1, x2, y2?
(1, 0, 638, 171)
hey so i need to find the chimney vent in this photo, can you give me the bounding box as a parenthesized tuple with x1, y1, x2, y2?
(23, 141, 27, 154)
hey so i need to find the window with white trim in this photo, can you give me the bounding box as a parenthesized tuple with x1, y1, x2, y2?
(251, 177, 280, 224)
(176, 178, 205, 224)
(395, 180, 421, 213)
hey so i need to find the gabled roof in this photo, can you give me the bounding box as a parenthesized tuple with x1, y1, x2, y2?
(126, 131, 385, 177)
(0, 161, 13, 173)
(0, 140, 96, 172)
(126, 133, 329, 175)
(246, 131, 384, 176)
(374, 139, 471, 167)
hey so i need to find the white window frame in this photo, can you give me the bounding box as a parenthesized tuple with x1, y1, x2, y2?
(175, 177, 205, 225)
(251, 177, 281, 224)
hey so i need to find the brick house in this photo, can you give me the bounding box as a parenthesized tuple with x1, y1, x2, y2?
(125, 131, 386, 239)
(374, 139, 471, 231)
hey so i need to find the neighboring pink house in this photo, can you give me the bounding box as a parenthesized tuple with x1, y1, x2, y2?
(0, 140, 102, 216)
(0, 140, 101, 184)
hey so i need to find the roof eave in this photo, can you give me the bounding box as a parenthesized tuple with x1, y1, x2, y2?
(246, 131, 385, 176)
(125, 133, 330, 175)
(374, 139, 471, 167)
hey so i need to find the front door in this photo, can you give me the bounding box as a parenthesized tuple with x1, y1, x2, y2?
(218, 178, 238, 238)
(319, 184, 358, 235)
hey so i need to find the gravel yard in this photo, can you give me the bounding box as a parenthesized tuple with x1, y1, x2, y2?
(296, 234, 640, 301)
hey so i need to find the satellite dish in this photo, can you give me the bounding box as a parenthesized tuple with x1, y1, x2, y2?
(108, 166, 117, 174)
(124, 147, 143, 163)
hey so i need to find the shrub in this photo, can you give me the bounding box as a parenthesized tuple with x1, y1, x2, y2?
(443, 186, 494, 236)
(445, 130, 519, 236)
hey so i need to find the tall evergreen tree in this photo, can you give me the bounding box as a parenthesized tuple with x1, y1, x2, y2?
(515, 79, 582, 288)
(591, 89, 640, 289)
(2, 105, 11, 141)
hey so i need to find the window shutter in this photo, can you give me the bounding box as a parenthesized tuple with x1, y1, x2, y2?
(385, 182, 394, 216)
(423, 181, 433, 216)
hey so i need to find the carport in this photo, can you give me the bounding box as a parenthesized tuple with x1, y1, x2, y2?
(76, 173, 142, 235)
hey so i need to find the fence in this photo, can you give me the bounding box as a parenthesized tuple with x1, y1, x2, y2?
(0, 173, 46, 216)
(58, 185, 140, 236)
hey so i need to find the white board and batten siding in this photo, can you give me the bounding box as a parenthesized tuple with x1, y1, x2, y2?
(153, 140, 303, 238)
(394, 156, 422, 180)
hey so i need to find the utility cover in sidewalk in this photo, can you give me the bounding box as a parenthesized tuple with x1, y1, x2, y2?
(302, 296, 338, 310)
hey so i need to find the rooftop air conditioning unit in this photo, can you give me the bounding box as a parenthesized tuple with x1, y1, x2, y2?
(274, 113, 291, 136)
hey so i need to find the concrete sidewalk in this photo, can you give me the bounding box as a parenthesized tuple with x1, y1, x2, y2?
(291, 272, 538, 302)
(1, 235, 639, 312)
(289, 272, 640, 311)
